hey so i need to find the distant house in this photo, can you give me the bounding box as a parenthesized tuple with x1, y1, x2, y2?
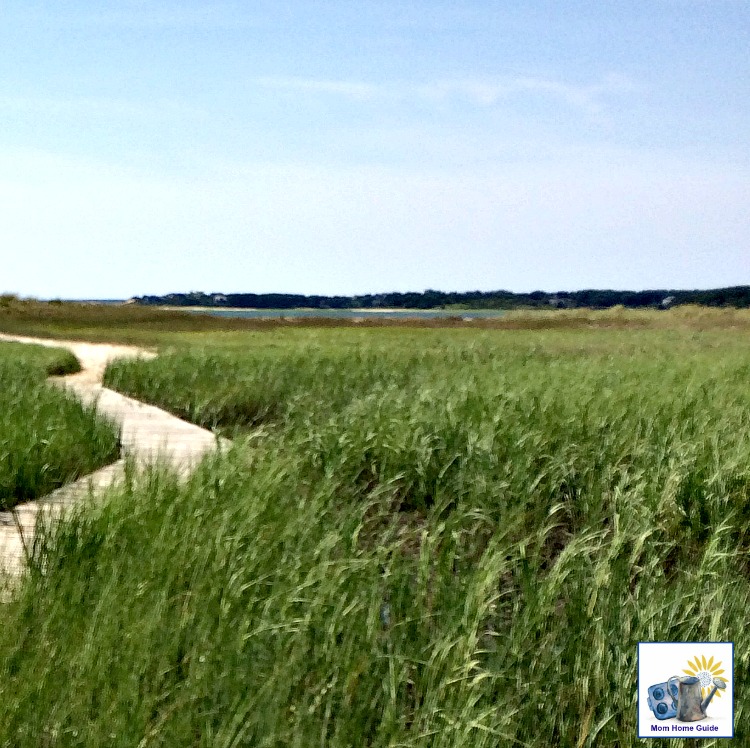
(548, 296, 573, 309)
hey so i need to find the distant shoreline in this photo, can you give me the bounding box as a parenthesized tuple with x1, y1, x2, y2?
(125, 286, 750, 312)
(156, 306, 450, 314)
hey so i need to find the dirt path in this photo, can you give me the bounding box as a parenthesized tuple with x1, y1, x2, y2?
(0, 333, 228, 576)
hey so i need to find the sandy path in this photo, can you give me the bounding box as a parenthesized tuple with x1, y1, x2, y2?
(0, 333, 153, 384)
(0, 333, 228, 576)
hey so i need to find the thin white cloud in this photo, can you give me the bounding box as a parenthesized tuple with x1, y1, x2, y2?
(253, 76, 381, 102)
(254, 73, 640, 114)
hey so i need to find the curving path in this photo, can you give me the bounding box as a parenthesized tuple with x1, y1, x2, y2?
(0, 333, 229, 575)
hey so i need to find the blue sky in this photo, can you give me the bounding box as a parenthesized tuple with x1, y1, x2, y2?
(1, 1, 748, 298)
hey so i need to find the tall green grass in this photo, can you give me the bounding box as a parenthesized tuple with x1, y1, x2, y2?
(0, 343, 120, 508)
(0, 341, 82, 377)
(2, 329, 749, 745)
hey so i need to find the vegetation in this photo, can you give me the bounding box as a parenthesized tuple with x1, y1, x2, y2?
(1, 324, 749, 745)
(0, 343, 120, 509)
(135, 285, 750, 310)
(0, 343, 83, 378)
(3, 297, 750, 350)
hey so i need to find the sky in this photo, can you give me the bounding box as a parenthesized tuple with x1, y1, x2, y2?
(1, 1, 748, 299)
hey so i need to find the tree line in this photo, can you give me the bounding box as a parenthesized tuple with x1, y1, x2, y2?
(133, 286, 750, 310)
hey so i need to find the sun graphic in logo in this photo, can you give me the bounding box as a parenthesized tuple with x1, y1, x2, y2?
(683, 655, 727, 699)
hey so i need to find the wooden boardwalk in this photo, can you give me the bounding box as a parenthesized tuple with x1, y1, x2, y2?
(0, 334, 227, 575)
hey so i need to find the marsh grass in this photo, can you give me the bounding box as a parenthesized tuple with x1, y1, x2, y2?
(0, 343, 120, 509)
(3, 298, 750, 347)
(1, 328, 750, 745)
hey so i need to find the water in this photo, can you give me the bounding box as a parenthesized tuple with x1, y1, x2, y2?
(181, 308, 505, 320)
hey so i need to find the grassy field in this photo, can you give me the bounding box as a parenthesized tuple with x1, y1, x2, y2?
(1, 312, 749, 745)
(0, 343, 120, 510)
(3, 295, 750, 346)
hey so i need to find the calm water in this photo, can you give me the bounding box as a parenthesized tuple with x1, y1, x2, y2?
(183, 308, 506, 320)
